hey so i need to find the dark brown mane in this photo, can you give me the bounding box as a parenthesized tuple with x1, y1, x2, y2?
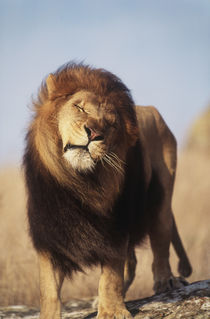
(23, 63, 148, 276)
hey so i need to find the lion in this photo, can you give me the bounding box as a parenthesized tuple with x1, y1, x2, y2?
(23, 63, 192, 319)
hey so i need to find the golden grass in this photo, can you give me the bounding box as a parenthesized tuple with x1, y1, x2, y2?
(0, 150, 209, 306)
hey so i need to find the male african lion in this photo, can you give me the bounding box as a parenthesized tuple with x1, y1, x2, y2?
(23, 63, 192, 319)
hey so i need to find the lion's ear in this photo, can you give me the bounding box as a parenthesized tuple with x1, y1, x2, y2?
(46, 74, 56, 99)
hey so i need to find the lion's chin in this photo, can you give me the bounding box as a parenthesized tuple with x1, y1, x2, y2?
(63, 149, 96, 172)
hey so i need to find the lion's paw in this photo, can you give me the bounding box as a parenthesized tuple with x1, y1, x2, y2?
(154, 276, 189, 294)
(97, 307, 133, 319)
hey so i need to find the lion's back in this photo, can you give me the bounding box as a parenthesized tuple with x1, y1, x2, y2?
(135, 105, 177, 177)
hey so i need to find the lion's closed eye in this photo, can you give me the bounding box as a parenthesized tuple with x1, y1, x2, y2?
(73, 103, 86, 113)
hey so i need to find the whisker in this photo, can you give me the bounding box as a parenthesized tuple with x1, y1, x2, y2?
(103, 155, 119, 172)
(108, 153, 125, 172)
(103, 154, 124, 174)
(109, 152, 125, 165)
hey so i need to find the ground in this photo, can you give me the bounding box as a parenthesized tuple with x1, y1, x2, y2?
(0, 280, 209, 319)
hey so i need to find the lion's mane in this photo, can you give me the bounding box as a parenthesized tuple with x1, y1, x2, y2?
(23, 63, 152, 275)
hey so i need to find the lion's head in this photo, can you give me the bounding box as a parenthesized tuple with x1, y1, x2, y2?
(58, 89, 129, 172)
(31, 63, 139, 179)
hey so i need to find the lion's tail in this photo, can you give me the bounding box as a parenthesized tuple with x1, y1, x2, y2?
(171, 215, 192, 278)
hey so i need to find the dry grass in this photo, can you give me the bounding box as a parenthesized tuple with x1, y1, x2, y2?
(0, 150, 209, 306)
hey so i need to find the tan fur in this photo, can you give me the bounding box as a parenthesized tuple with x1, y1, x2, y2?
(39, 253, 64, 319)
(97, 245, 132, 319)
(98, 264, 132, 319)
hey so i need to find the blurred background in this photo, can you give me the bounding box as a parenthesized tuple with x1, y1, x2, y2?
(0, 0, 209, 307)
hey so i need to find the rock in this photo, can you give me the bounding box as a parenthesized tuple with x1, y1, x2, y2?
(126, 279, 210, 319)
(0, 280, 209, 318)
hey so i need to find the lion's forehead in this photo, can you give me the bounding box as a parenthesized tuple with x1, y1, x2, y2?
(59, 90, 118, 124)
(72, 90, 99, 106)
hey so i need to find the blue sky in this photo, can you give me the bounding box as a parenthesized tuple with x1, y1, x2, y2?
(0, 0, 209, 165)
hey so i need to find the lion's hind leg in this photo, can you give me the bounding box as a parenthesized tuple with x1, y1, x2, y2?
(149, 212, 190, 294)
(148, 114, 191, 293)
(148, 172, 191, 294)
(149, 206, 188, 294)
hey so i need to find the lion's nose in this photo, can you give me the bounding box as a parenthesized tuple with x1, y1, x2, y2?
(84, 125, 104, 142)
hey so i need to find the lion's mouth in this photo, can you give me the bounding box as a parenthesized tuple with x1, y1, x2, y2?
(64, 143, 98, 163)
(64, 143, 88, 152)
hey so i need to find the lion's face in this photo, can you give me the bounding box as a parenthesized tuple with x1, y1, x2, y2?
(58, 91, 125, 172)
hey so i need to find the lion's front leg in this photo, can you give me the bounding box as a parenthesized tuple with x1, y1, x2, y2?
(97, 257, 133, 319)
(38, 252, 64, 319)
